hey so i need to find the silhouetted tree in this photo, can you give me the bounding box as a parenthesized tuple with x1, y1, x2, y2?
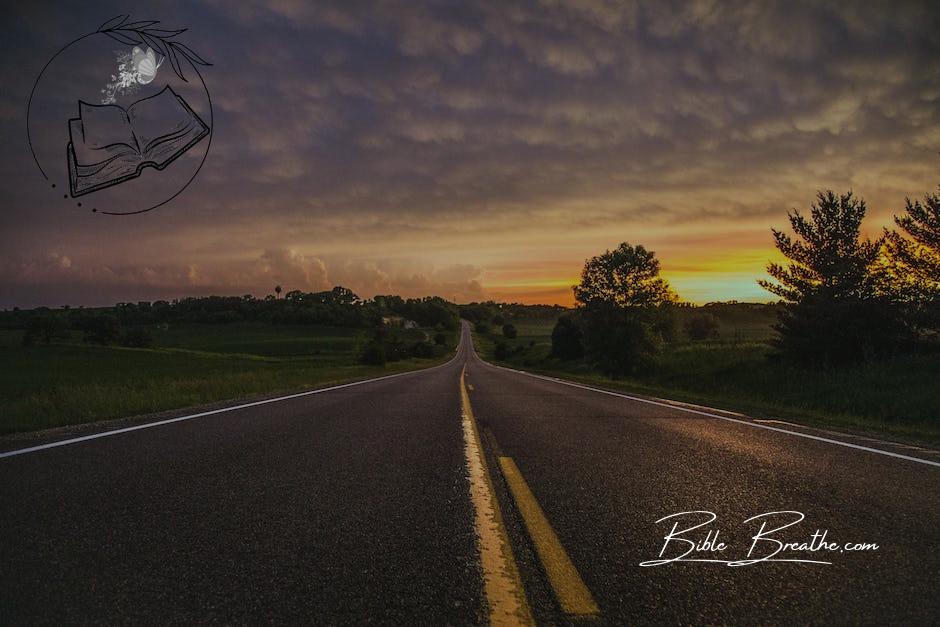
(759, 190, 910, 362)
(574, 242, 677, 375)
(879, 188, 940, 335)
(574, 242, 677, 308)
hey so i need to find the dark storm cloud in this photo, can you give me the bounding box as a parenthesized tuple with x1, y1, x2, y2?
(1, 1, 938, 306)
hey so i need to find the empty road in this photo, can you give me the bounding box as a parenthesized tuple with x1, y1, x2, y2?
(2, 322, 938, 624)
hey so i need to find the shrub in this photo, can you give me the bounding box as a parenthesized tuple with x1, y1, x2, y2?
(22, 312, 70, 346)
(581, 303, 662, 376)
(502, 323, 518, 339)
(360, 342, 386, 365)
(475, 321, 490, 334)
(120, 327, 154, 348)
(412, 341, 435, 358)
(433, 332, 447, 345)
(83, 315, 122, 345)
(685, 314, 720, 340)
(494, 341, 510, 360)
(551, 314, 584, 360)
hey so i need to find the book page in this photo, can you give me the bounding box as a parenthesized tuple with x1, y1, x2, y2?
(128, 87, 203, 156)
(77, 101, 138, 153)
(69, 118, 139, 168)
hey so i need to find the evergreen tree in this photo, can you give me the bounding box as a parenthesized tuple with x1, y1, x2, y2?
(759, 190, 909, 362)
(880, 188, 940, 335)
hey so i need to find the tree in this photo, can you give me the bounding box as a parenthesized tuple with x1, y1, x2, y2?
(275, 285, 282, 299)
(493, 340, 510, 360)
(574, 242, 677, 308)
(574, 242, 677, 375)
(879, 188, 940, 334)
(551, 314, 584, 360)
(502, 323, 517, 339)
(759, 190, 909, 362)
(685, 314, 720, 341)
(433, 332, 447, 345)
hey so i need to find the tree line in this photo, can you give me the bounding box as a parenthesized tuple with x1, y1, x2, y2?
(4, 286, 460, 348)
(550, 187, 940, 375)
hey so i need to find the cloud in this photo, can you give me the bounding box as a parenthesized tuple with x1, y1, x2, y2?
(1, 1, 939, 306)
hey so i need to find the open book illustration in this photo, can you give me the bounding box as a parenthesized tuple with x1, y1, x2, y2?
(67, 86, 209, 197)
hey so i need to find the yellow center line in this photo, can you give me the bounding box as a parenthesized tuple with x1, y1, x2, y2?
(460, 367, 534, 626)
(498, 457, 600, 618)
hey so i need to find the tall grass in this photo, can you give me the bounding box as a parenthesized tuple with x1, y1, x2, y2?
(0, 323, 454, 434)
(477, 317, 940, 443)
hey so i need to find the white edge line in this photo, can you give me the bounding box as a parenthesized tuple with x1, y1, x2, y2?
(480, 362, 940, 469)
(1, 349, 463, 460)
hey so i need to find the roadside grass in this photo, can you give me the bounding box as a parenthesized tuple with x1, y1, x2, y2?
(474, 317, 940, 445)
(0, 323, 455, 434)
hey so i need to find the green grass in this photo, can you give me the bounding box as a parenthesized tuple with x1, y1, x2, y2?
(0, 323, 455, 435)
(475, 316, 940, 444)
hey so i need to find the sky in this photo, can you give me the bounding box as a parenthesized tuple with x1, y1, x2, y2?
(1, 0, 939, 309)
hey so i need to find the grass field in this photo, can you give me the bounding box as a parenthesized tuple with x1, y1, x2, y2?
(475, 313, 940, 444)
(0, 323, 453, 434)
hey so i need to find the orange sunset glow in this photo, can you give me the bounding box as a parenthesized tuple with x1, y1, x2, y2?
(2, 2, 938, 308)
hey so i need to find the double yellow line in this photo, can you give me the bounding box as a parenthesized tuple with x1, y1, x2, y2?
(460, 366, 599, 623)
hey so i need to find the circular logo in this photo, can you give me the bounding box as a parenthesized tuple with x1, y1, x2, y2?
(26, 15, 213, 215)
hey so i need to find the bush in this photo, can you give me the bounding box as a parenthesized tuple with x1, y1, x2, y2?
(581, 303, 663, 376)
(83, 316, 122, 345)
(22, 312, 70, 346)
(685, 314, 720, 341)
(433, 332, 447, 345)
(773, 295, 912, 364)
(475, 321, 491, 334)
(502, 323, 518, 339)
(551, 314, 584, 360)
(412, 341, 435, 358)
(120, 327, 154, 348)
(360, 342, 386, 365)
(494, 341, 510, 360)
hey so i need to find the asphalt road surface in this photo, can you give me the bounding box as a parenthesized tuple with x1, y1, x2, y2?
(2, 322, 938, 624)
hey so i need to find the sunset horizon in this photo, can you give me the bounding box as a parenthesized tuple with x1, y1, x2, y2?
(4, 3, 938, 310)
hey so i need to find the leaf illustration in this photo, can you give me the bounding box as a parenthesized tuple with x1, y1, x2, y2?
(103, 30, 143, 46)
(98, 16, 211, 80)
(166, 46, 187, 82)
(139, 31, 169, 59)
(98, 14, 128, 31)
(121, 20, 159, 30)
(171, 41, 212, 66)
(143, 28, 188, 38)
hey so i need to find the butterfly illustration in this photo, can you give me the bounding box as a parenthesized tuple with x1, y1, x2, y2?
(131, 46, 163, 84)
